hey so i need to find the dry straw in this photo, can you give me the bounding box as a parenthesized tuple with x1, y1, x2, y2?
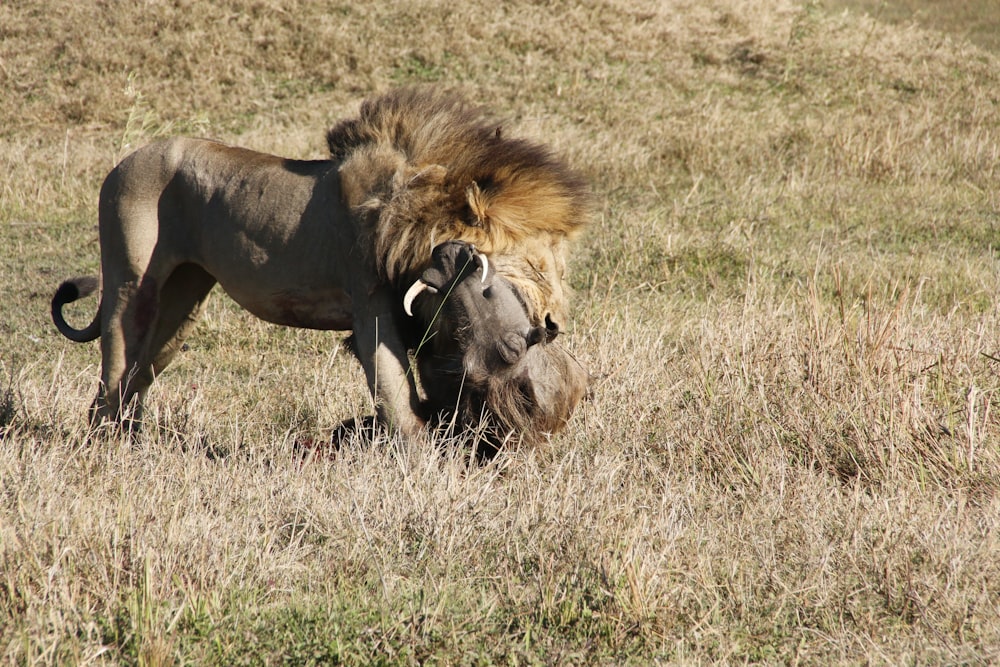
(2, 0, 998, 662)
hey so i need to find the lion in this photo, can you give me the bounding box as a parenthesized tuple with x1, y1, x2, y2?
(51, 88, 590, 441)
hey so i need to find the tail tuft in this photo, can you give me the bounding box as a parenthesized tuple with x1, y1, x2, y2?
(52, 276, 101, 342)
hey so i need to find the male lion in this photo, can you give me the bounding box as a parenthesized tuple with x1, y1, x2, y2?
(52, 88, 590, 441)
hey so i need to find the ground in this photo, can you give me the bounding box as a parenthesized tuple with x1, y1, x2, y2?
(1, 0, 999, 663)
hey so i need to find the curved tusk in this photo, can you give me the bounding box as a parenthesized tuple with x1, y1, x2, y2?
(476, 252, 489, 284)
(403, 279, 437, 317)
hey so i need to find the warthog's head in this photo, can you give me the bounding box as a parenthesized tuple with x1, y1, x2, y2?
(404, 241, 588, 456)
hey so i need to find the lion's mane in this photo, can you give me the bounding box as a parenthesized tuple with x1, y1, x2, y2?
(327, 87, 591, 325)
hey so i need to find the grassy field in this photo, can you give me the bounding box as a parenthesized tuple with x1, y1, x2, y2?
(2, 0, 999, 663)
(830, 0, 1000, 52)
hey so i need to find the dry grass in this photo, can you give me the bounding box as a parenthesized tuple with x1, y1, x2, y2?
(829, 0, 1000, 52)
(2, 0, 1000, 663)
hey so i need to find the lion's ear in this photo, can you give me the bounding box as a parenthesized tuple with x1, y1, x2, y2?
(404, 163, 448, 188)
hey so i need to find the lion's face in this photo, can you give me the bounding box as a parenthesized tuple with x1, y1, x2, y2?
(404, 241, 588, 455)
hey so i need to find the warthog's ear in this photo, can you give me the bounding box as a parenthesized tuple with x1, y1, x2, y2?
(527, 315, 560, 348)
(526, 326, 547, 348)
(544, 314, 560, 341)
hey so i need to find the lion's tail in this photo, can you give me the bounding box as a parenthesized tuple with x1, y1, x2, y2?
(51, 276, 101, 343)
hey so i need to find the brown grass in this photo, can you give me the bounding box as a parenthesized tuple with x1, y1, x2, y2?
(829, 0, 1000, 52)
(2, 0, 999, 663)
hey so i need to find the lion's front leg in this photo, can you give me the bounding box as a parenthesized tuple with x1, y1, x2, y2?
(350, 286, 426, 439)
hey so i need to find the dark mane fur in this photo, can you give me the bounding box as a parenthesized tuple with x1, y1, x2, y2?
(326, 88, 591, 294)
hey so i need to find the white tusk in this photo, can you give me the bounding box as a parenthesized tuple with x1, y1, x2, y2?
(477, 252, 489, 284)
(403, 279, 437, 317)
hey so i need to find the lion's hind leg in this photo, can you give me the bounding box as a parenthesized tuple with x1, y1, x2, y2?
(91, 272, 161, 429)
(147, 263, 216, 375)
(91, 264, 216, 430)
